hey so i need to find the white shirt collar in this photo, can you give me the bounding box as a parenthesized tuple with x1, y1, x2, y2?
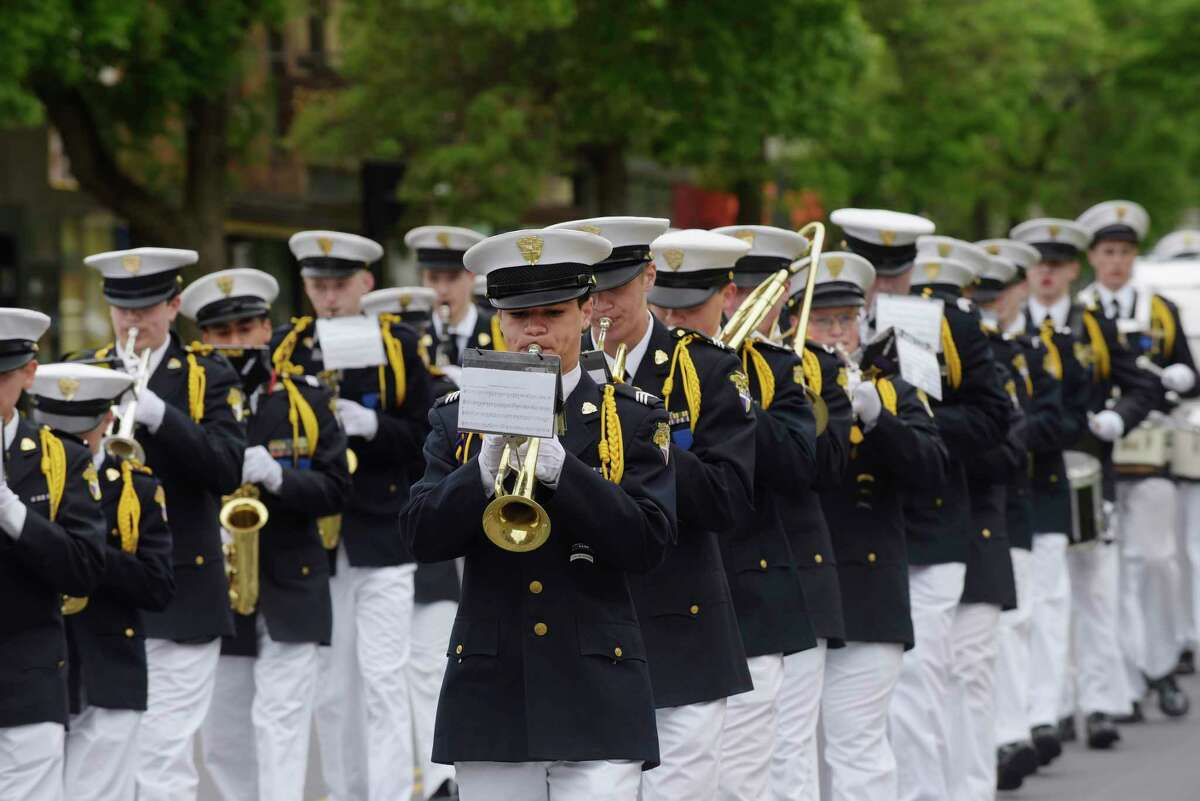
(434, 304, 478, 343)
(1028, 296, 1071, 328)
(603, 312, 655, 381)
(1095, 282, 1136, 318)
(1, 412, 18, 452)
(1004, 314, 1026, 337)
(561, 364, 582, 401)
(117, 334, 172, 378)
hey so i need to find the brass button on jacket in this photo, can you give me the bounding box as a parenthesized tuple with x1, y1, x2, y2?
(533, 622, 548, 637)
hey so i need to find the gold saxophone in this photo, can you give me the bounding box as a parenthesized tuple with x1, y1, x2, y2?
(221, 484, 269, 615)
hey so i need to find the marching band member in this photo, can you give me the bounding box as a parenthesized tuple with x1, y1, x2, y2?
(31, 363, 175, 801)
(271, 231, 432, 801)
(402, 227, 677, 801)
(362, 284, 477, 799)
(770, 259, 854, 801)
(0, 310, 107, 801)
(969, 244, 1065, 790)
(183, 269, 352, 801)
(909, 238, 1015, 801)
(1011, 217, 1158, 752)
(711, 225, 820, 801)
(807, 253, 950, 801)
(837, 209, 1011, 801)
(634, 228, 758, 801)
(406, 225, 497, 377)
(77, 248, 246, 801)
(1076, 200, 1198, 721)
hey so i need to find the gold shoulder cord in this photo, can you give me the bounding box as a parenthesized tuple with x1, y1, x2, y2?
(661, 335, 702, 432)
(802, 348, 822, 396)
(1151, 295, 1176, 357)
(117, 460, 148, 553)
(378, 314, 407, 410)
(940, 318, 962, 390)
(1081, 310, 1111, 380)
(38, 427, 66, 522)
(276, 363, 320, 464)
(271, 316, 314, 373)
(599, 372, 626, 485)
(490, 315, 507, 352)
(1039, 320, 1063, 380)
(185, 342, 213, 423)
(741, 341, 775, 410)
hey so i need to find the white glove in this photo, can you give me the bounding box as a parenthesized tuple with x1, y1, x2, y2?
(530, 436, 565, 487)
(1162, 363, 1196, 394)
(851, 381, 882, 429)
(478, 434, 508, 494)
(844, 367, 863, 397)
(0, 482, 27, 541)
(134, 388, 166, 434)
(336, 399, 379, 440)
(1089, 410, 1125, 442)
(243, 446, 283, 494)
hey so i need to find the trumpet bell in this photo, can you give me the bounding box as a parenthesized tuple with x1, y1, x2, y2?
(104, 435, 145, 465)
(482, 495, 551, 552)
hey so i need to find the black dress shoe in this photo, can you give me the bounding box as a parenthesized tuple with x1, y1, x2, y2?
(1086, 712, 1120, 749)
(1177, 649, 1196, 676)
(1150, 674, 1191, 718)
(996, 744, 1027, 791)
(1031, 724, 1062, 765)
(1114, 700, 1145, 724)
(431, 779, 458, 800)
(1058, 714, 1077, 743)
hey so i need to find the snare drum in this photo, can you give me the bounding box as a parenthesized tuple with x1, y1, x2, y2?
(1171, 402, 1200, 479)
(1065, 450, 1103, 545)
(1113, 423, 1170, 470)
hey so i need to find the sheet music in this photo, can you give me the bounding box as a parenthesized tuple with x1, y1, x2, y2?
(896, 331, 943, 400)
(315, 316, 386, 370)
(875, 295, 945, 353)
(459, 351, 560, 438)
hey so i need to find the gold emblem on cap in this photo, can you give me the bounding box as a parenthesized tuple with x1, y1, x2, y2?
(122, 254, 142, 274)
(216, 275, 235, 296)
(880, 230, 897, 246)
(436, 231, 451, 248)
(1047, 224, 1060, 239)
(1116, 205, 1127, 220)
(924, 262, 941, 281)
(937, 243, 951, 258)
(516, 235, 544, 265)
(1187, 235, 1196, 248)
(826, 257, 844, 278)
(58, 377, 80, 401)
(663, 249, 685, 271)
(317, 237, 334, 255)
(654, 349, 668, 365)
(733, 230, 756, 245)
(399, 294, 413, 310)
(581, 401, 598, 415)
(578, 224, 602, 235)
(986, 244, 1000, 255)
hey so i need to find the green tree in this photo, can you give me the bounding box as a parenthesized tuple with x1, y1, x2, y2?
(0, 0, 285, 270)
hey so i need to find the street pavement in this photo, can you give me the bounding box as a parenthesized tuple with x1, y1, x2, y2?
(197, 672, 1200, 801)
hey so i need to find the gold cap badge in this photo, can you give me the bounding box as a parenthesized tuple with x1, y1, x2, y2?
(121, 254, 141, 274)
(880, 230, 896, 246)
(516, 235, 544, 265)
(436, 231, 451, 248)
(58, 377, 80, 401)
(317, 237, 334, 255)
(578, 224, 602, 236)
(216, 275, 235, 296)
(986, 244, 1000, 255)
(924, 262, 941, 281)
(663, 249, 684, 271)
(1047, 224, 1060, 239)
(937, 243, 951, 258)
(733, 230, 756, 245)
(826, 257, 844, 278)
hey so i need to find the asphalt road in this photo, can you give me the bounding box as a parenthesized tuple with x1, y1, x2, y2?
(197, 672, 1200, 801)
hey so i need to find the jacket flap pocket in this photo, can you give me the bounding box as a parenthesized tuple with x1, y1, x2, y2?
(577, 621, 646, 662)
(446, 617, 498, 658)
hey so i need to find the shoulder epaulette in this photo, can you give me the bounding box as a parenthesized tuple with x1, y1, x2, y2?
(748, 338, 792, 355)
(612, 382, 663, 408)
(436, 390, 461, 407)
(673, 327, 730, 351)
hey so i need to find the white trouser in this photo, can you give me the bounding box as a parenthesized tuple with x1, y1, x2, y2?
(948, 602, 1001, 801)
(1027, 534, 1071, 727)
(411, 600, 457, 799)
(0, 722, 64, 801)
(457, 759, 640, 801)
(994, 548, 1034, 744)
(65, 707, 140, 801)
(136, 637, 221, 801)
(769, 640, 828, 801)
(821, 642, 904, 801)
(718, 653, 785, 801)
(316, 547, 416, 801)
(889, 562, 966, 801)
(1118, 477, 1183, 691)
(1179, 483, 1200, 649)
(200, 616, 321, 801)
(640, 698, 727, 801)
(1063, 542, 1130, 716)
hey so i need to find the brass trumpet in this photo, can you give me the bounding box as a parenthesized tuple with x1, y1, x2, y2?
(103, 326, 152, 464)
(221, 484, 269, 616)
(595, 316, 612, 351)
(481, 344, 552, 553)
